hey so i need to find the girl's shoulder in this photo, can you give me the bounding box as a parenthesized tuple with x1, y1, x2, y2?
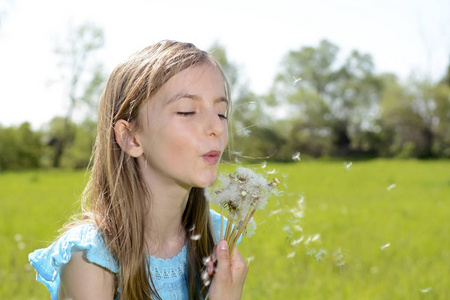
(28, 223, 119, 300)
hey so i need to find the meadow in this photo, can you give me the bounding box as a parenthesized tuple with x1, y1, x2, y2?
(0, 159, 448, 299)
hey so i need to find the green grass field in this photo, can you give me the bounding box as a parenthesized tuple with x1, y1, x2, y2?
(0, 159, 449, 299)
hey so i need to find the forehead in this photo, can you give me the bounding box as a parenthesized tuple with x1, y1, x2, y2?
(160, 63, 226, 102)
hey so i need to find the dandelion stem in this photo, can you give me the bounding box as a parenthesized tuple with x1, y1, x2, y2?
(231, 207, 257, 253)
(220, 207, 223, 241)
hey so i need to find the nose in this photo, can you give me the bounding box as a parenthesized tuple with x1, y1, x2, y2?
(205, 109, 225, 137)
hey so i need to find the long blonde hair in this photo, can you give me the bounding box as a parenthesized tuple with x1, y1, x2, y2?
(75, 40, 230, 299)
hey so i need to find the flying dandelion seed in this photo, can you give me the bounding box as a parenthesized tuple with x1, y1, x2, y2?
(419, 287, 432, 293)
(315, 249, 327, 261)
(190, 234, 201, 241)
(292, 152, 301, 161)
(291, 236, 304, 246)
(261, 161, 267, 169)
(269, 208, 282, 216)
(387, 184, 396, 191)
(266, 169, 278, 175)
(246, 256, 255, 264)
(287, 252, 296, 259)
(202, 256, 211, 265)
(290, 209, 304, 219)
(293, 225, 303, 232)
(333, 248, 346, 268)
(24, 263, 32, 271)
(237, 126, 251, 137)
(380, 243, 390, 250)
(14, 234, 22, 242)
(18, 242, 26, 250)
(293, 76, 302, 85)
(344, 161, 352, 170)
(188, 225, 195, 232)
(311, 234, 321, 242)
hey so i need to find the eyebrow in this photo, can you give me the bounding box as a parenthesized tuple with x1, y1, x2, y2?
(166, 93, 229, 106)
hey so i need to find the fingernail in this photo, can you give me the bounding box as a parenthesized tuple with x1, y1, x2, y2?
(219, 241, 227, 251)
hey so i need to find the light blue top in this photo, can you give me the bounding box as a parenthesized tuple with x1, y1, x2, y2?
(29, 209, 236, 300)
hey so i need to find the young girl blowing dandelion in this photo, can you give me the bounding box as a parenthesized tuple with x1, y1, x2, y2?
(28, 40, 248, 300)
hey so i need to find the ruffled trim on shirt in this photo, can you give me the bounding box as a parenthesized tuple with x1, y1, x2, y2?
(28, 209, 237, 300)
(28, 224, 119, 300)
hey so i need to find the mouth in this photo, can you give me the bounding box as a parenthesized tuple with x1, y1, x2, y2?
(202, 150, 221, 165)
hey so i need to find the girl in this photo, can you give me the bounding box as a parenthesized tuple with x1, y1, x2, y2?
(29, 40, 248, 299)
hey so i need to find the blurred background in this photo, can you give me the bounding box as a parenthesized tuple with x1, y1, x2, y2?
(0, 0, 449, 299)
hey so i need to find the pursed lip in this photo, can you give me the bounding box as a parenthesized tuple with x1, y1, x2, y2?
(202, 150, 221, 164)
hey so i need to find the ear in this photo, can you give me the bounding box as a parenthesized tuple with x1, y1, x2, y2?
(114, 119, 144, 158)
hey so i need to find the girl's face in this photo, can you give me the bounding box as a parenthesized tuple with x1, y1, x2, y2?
(135, 63, 229, 190)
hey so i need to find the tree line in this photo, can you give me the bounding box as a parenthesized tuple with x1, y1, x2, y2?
(1, 25, 449, 171)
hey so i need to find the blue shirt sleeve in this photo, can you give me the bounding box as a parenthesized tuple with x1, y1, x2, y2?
(28, 224, 119, 300)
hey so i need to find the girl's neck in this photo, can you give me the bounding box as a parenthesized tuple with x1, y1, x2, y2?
(142, 172, 191, 259)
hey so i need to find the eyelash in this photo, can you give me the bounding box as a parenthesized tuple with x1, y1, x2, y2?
(177, 112, 195, 116)
(177, 112, 228, 120)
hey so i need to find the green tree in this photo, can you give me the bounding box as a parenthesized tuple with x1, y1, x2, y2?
(61, 119, 96, 169)
(271, 40, 383, 157)
(0, 122, 42, 170)
(51, 22, 105, 167)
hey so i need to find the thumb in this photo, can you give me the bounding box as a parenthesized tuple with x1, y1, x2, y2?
(215, 240, 231, 279)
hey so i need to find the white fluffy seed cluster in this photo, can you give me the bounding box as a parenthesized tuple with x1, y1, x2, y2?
(205, 167, 276, 212)
(205, 167, 279, 229)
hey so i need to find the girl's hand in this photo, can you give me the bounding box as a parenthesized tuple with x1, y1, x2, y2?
(207, 240, 248, 300)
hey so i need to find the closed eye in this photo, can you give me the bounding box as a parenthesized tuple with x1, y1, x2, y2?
(177, 112, 195, 116)
(218, 114, 228, 120)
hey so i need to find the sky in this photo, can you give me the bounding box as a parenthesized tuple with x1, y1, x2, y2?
(0, 0, 449, 128)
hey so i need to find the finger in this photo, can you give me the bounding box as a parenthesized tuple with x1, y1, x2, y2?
(230, 247, 249, 283)
(206, 259, 215, 276)
(214, 240, 231, 280)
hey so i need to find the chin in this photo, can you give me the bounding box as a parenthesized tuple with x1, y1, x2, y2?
(195, 176, 218, 189)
